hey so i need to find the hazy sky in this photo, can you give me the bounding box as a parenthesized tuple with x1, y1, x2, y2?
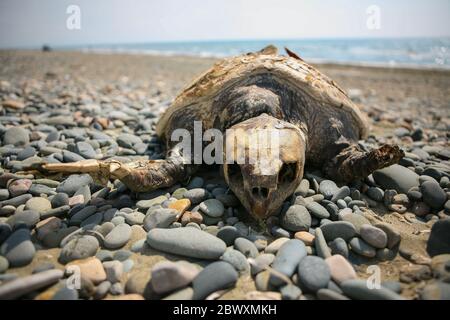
(0, 0, 449, 48)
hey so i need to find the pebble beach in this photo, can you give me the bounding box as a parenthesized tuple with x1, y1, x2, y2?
(0, 50, 449, 300)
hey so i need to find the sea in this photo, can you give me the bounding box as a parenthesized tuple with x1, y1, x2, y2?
(72, 38, 450, 70)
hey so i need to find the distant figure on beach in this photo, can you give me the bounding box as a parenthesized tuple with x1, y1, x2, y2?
(42, 44, 52, 52)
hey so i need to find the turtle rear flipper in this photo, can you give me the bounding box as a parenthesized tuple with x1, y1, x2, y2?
(41, 157, 193, 193)
(324, 144, 405, 183)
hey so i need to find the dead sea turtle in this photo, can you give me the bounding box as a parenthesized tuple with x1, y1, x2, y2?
(41, 46, 404, 219)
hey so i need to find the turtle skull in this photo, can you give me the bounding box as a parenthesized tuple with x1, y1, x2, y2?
(223, 114, 306, 220)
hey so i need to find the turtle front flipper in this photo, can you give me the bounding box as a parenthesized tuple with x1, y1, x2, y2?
(41, 157, 194, 193)
(323, 144, 405, 183)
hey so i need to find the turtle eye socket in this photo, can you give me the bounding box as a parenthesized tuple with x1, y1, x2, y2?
(278, 162, 297, 185)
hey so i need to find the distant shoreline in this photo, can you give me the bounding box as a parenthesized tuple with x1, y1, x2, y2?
(2, 48, 450, 74)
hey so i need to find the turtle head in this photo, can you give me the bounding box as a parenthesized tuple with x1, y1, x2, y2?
(223, 114, 306, 220)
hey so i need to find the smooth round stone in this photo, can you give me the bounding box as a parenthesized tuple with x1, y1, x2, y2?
(216, 226, 240, 246)
(74, 185, 91, 204)
(96, 249, 114, 262)
(0, 228, 35, 267)
(295, 179, 310, 197)
(420, 181, 446, 210)
(59, 235, 100, 264)
(329, 238, 349, 258)
(187, 177, 204, 189)
(8, 179, 32, 197)
(215, 194, 239, 207)
(221, 248, 250, 273)
(0, 205, 15, 216)
(143, 208, 178, 231)
(381, 281, 402, 294)
(1, 193, 32, 207)
(121, 259, 134, 272)
(172, 188, 188, 200)
(97, 222, 115, 237)
(151, 260, 199, 294)
(199, 199, 224, 218)
(0, 223, 12, 244)
(420, 282, 450, 300)
(63, 150, 84, 162)
(270, 239, 307, 287)
(111, 216, 126, 226)
(297, 256, 331, 292)
(80, 212, 103, 228)
(280, 284, 302, 300)
(104, 223, 131, 249)
(234, 237, 258, 258)
(265, 237, 289, 254)
(103, 260, 124, 283)
(280, 205, 311, 232)
(271, 225, 290, 238)
(305, 202, 330, 219)
(0, 189, 9, 201)
(255, 270, 276, 292)
(341, 212, 371, 233)
(331, 186, 350, 202)
(427, 219, 450, 257)
(321, 221, 356, 241)
(183, 188, 207, 205)
(250, 253, 275, 275)
(0, 254, 9, 273)
(163, 287, 194, 300)
(325, 254, 356, 284)
(0, 269, 64, 300)
(3, 127, 29, 146)
(408, 190, 423, 203)
(336, 199, 347, 209)
(367, 187, 384, 202)
(74, 142, 96, 159)
(29, 184, 54, 197)
(341, 279, 405, 300)
(52, 287, 79, 300)
(93, 281, 111, 300)
(25, 197, 51, 213)
(192, 261, 238, 300)
(317, 288, 349, 300)
(349, 237, 376, 258)
(147, 227, 226, 259)
(66, 257, 106, 284)
(7, 210, 40, 228)
(117, 134, 142, 148)
(137, 195, 168, 210)
(376, 248, 397, 261)
(17, 146, 36, 161)
(319, 180, 339, 199)
(373, 164, 419, 194)
(109, 282, 124, 296)
(326, 203, 339, 220)
(123, 211, 145, 225)
(69, 205, 97, 226)
(56, 174, 93, 196)
(314, 228, 332, 259)
(374, 223, 401, 249)
(113, 249, 133, 261)
(294, 231, 315, 246)
(360, 224, 388, 249)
